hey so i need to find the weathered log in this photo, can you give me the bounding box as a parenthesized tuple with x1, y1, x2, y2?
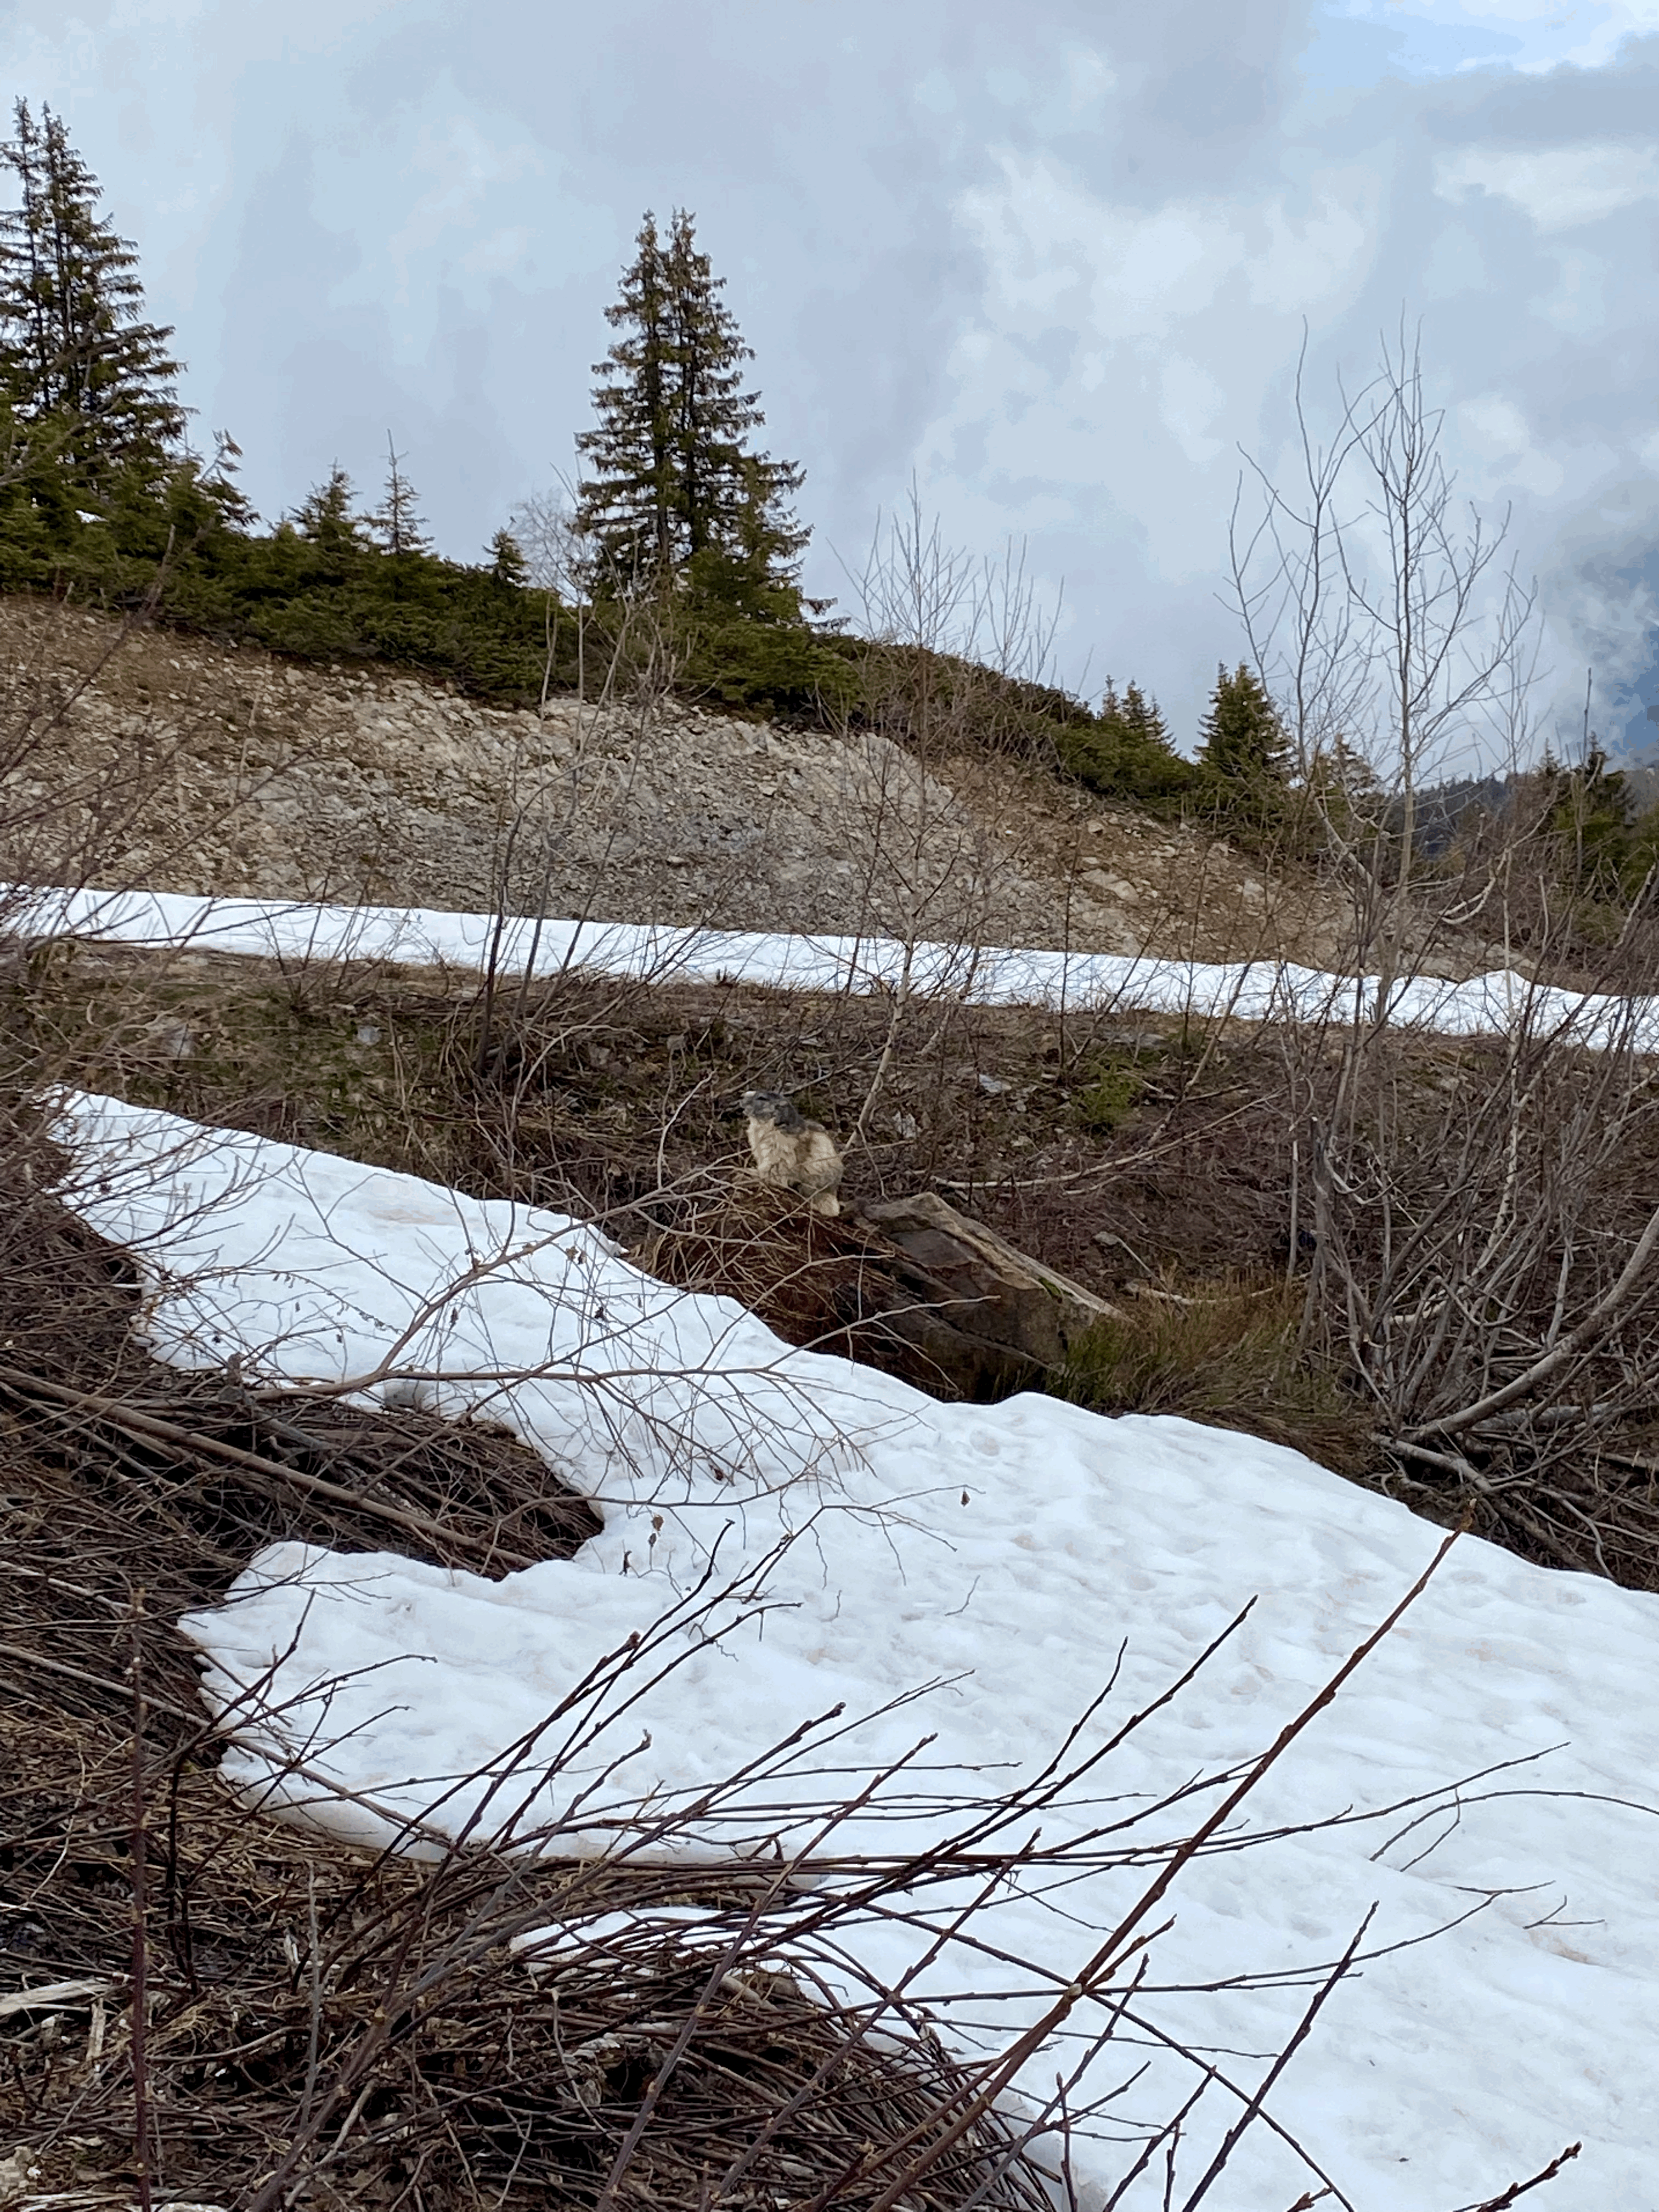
(843, 1191, 1118, 1392)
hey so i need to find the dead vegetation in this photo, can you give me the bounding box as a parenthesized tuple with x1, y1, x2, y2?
(0, 938, 1318, 1389)
(0, 1138, 1071, 2212)
(0, 590, 1342, 961)
(0, 556, 1611, 2211)
(1054, 1279, 1370, 1476)
(16, 927, 1659, 1594)
(3, 1144, 1530, 2212)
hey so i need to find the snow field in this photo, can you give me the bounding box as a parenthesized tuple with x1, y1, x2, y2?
(15, 881, 1659, 1049)
(48, 1089, 1659, 2211)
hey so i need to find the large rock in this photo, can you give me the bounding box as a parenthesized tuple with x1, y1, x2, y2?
(842, 1191, 1118, 1396)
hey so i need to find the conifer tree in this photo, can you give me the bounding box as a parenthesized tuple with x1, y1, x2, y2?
(292, 465, 368, 565)
(367, 432, 432, 557)
(1545, 742, 1635, 898)
(0, 101, 184, 478)
(487, 527, 528, 586)
(1065, 676, 1191, 805)
(1195, 662, 1291, 816)
(1104, 678, 1174, 758)
(576, 208, 805, 589)
(1307, 732, 1383, 845)
(578, 211, 670, 577)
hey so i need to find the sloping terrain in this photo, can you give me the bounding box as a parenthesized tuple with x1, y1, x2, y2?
(35, 1088, 1659, 2210)
(7, 597, 1659, 2212)
(1, 597, 1350, 964)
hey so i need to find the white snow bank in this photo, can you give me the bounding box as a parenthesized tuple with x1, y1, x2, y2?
(14, 881, 1659, 1047)
(49, 1090, 1659, 2209)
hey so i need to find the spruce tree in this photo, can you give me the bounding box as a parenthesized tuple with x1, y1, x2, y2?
(577, 211, 670, 577)
(1195, 662, 1291, 819)
(487, 527, 528, 586)
(576, 208, 805, 589)
(1308, 732, 1383, 847)
(1108, 679, 1173, 757)
(0, 101, 184, 478)
(292, 465, 368, 568)
(1062, 678, 1192, 806)
(1546, 743, 1636, 899)
(367, 432, 432, 557)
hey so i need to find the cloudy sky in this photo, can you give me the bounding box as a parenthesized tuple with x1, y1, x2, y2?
(3, 0, 1656, 755)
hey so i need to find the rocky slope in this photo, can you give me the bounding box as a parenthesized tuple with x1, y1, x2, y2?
(3, 597, 1350, 963)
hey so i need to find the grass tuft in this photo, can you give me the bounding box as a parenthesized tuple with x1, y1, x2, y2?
(1052, 1277, 1374, 1474)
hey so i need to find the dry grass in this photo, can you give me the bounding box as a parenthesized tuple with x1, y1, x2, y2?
(5, 1161, 1572, 2212)
(9, 1140, 1431, 2212)
(17, 936, 1659, 1594)
(0, 582, 1603, 2212)
(1053, 1278, 1374, 1474)
(5, 940, 1286, 1288)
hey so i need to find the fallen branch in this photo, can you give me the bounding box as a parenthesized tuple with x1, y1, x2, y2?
(1406, 1201, 1659, 1446)
(0, 1359, 540, 1573)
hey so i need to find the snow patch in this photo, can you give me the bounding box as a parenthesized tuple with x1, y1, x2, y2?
(46, 1088, 1659, 2209)
(13, 881, 1659, 1048)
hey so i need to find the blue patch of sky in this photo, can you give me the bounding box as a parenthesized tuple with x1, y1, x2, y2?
(1323, 2, 1659, 83)
(1297, 3, 1659, 89)
(1299, 5, 1525, 89)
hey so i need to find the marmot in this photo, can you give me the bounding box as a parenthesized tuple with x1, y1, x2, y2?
(740, 1090, 844, 1216)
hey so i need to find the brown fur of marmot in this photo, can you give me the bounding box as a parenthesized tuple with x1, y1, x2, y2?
(740, 1090, 844, 1216)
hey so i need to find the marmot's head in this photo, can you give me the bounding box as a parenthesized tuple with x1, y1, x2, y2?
(740, 1088, 806, 1132)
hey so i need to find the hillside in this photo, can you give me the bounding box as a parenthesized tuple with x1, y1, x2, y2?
(8, 601, 1659, 2212)
(5, 92, 1655, 2212)
(3, 597, 1355, 964)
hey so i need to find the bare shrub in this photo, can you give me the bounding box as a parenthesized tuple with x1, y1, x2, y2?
(1227, 328, 1659, 1579)
(2, 1180, 1559, 2209)
(0, 575, 1593, 2212)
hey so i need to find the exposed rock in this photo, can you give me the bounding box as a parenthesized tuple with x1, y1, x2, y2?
(844, 1190, 1119, 1393)
(0, 596, 1353, 967)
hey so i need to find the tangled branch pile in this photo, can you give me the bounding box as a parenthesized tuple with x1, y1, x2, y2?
(0, 1149, 1063, 2211)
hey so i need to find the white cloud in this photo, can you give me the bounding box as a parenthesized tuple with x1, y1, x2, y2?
(381, 110, 545, 290)
(1459, 0, 1659, 68)
(1158, 354, 1230, 464)
(1457, 392, 1567, 496)
(461, 227, 533, 277)
(926, 154, 1394, 710)
(1437, 142, 1659, 229)
(1059, 43, 1117, 110)
(2, 0, 1655, 750)
(958, 154, 1378, 347)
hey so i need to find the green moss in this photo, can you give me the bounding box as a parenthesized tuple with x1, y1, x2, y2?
(1070, 1045, 1163, 1134)
(1071, 1064, 1142, 1133)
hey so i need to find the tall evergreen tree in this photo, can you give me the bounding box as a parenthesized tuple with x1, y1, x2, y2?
(0, 101, 184, 478)
(578, 211, 671, 577)
(1195, 662, 1291, 814)
(576, 209, 805, 589)
(367, 432, 432, 557)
